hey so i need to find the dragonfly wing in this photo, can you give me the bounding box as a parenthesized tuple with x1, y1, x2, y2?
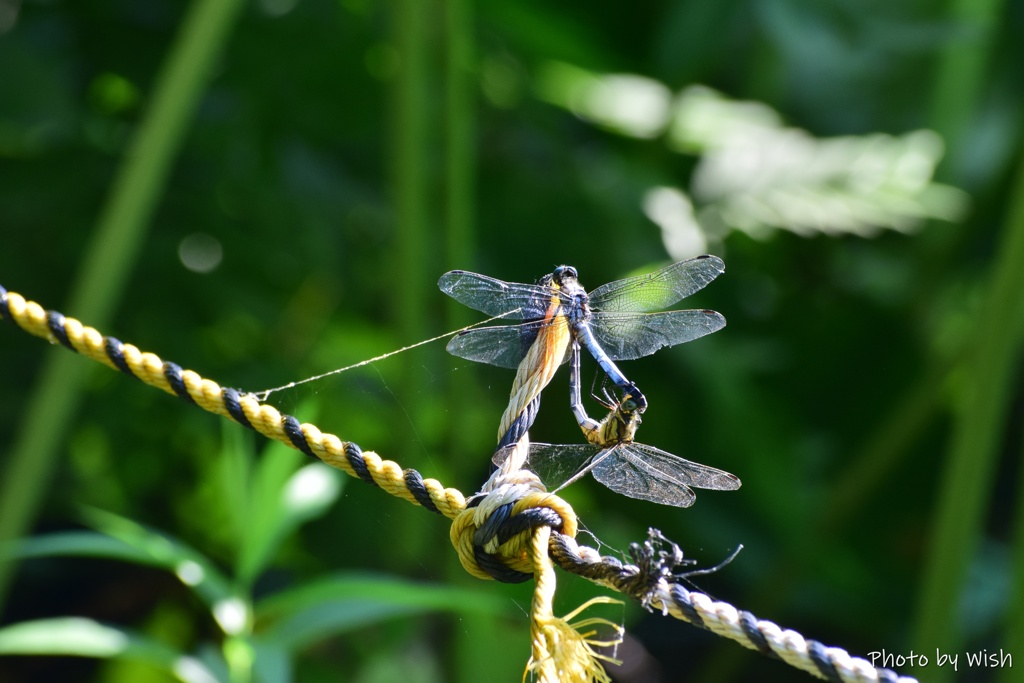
(514, 443, 603, 491)
(587, 255, 725, 313)
(438, 270, 558, 319)
(446, 316, 572, 369)
(589, 309, 726, 360)
(591, 443, 740, 508)
(446, 322, 542, 369)
(622, 442, 741, 491)
(591, 448, 696, 507)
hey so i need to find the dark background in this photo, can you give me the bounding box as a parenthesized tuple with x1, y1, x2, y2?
(1, 0, 1023, 681)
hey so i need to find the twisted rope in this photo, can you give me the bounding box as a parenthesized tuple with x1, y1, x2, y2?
(526, 525, 623, 683)
(452, 293, 574, 583)
(0, 283, 918, 683)
(0, 285, 466, 519)
(549, 531, 917, 683)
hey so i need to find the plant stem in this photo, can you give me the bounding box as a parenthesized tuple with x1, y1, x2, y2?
(928, 0, 1005, 181)
(0, 0, 246, 608)
(910, 148, 1024, 671)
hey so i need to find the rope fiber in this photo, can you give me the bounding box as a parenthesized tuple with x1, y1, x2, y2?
(0, 283, 917, 683)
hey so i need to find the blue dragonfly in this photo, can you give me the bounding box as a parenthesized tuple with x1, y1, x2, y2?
(438, 255, 727, 410)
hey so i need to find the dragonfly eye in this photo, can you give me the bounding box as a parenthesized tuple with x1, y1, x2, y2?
(552, 265, 579, 284)
(621, 398, 637, 412)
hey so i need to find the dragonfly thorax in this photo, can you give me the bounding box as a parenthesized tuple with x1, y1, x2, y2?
(550, 265, 593, 326)
(586, 401, 642, 446)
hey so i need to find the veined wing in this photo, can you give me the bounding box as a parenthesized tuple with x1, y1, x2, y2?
(438, 270, 562, 319)
(587, 255, 725, 313)
(446, 318, 572, 369)
(492, 443, 604, 491)
(592, 442, 740, 508)
(588, 309, 726, 360)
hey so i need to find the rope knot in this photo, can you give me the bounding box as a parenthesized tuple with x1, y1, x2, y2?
(450, 474, 578, 583)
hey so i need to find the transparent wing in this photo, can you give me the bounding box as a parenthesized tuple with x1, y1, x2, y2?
(495, 443, 604, 490)
(491, 444, 516, 468)
(592, 443, 740, 508)
(438, 270, 561, 319)
(446, 318, 572, 369)
(589, 309, 726, 360)
(587, 255, 725, 313)
(446, 325, 536, 369)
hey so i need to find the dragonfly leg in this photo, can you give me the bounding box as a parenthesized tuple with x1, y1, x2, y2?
(574, 319, 648, 411)
(589, 367, 618, 410)
(569, 341, 601, 436)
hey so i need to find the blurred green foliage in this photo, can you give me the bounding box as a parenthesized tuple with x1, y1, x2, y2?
(1, 0, 1023, 681)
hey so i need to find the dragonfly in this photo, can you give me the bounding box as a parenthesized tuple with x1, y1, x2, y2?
(438, 255, 727, 410)
(492, 341, 741, 507)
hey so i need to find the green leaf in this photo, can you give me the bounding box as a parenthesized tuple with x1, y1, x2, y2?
(255, 573, 513, 653)
(235, 402, 345, 586)
(218, 418, 253, 555)
(667, 87, 970, 239)
(5, 531, 166, 567)
(78, 507, 236, 610)
(0, 618, 222, 683)
(250, 642, 292, 683)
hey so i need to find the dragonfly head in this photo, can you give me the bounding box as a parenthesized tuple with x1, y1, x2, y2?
(621, 384, 648, 414)
(551, 265, 579, 287)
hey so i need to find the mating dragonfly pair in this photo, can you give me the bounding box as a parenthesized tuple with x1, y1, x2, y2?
(438, 256, 740, 508)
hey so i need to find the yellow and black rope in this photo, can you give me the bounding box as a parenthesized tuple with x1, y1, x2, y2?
(0, 284, 466, 518)
(449, 277, 576, 585)
(0, 283, 917, 683)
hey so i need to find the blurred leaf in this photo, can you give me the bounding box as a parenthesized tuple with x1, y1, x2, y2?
(234, 400, 345, 587)
(537, 65, 970, 244)
(0, 618, 222, 683)
(238, 454, 344, 586)
(250, 642, 292, 683)
(255, 573, 513, 653)
(78, 507, 236, 611)
(6, 530, 166, 566)
(352, 641, 441, 683)
(642, 186, 708, 258)
(535, 61, 672, 139)
(219, 418, 253, 556)
(674, 87, 971, 238)
(260, 601, 424, 655)
(234, 436, 300, 586)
